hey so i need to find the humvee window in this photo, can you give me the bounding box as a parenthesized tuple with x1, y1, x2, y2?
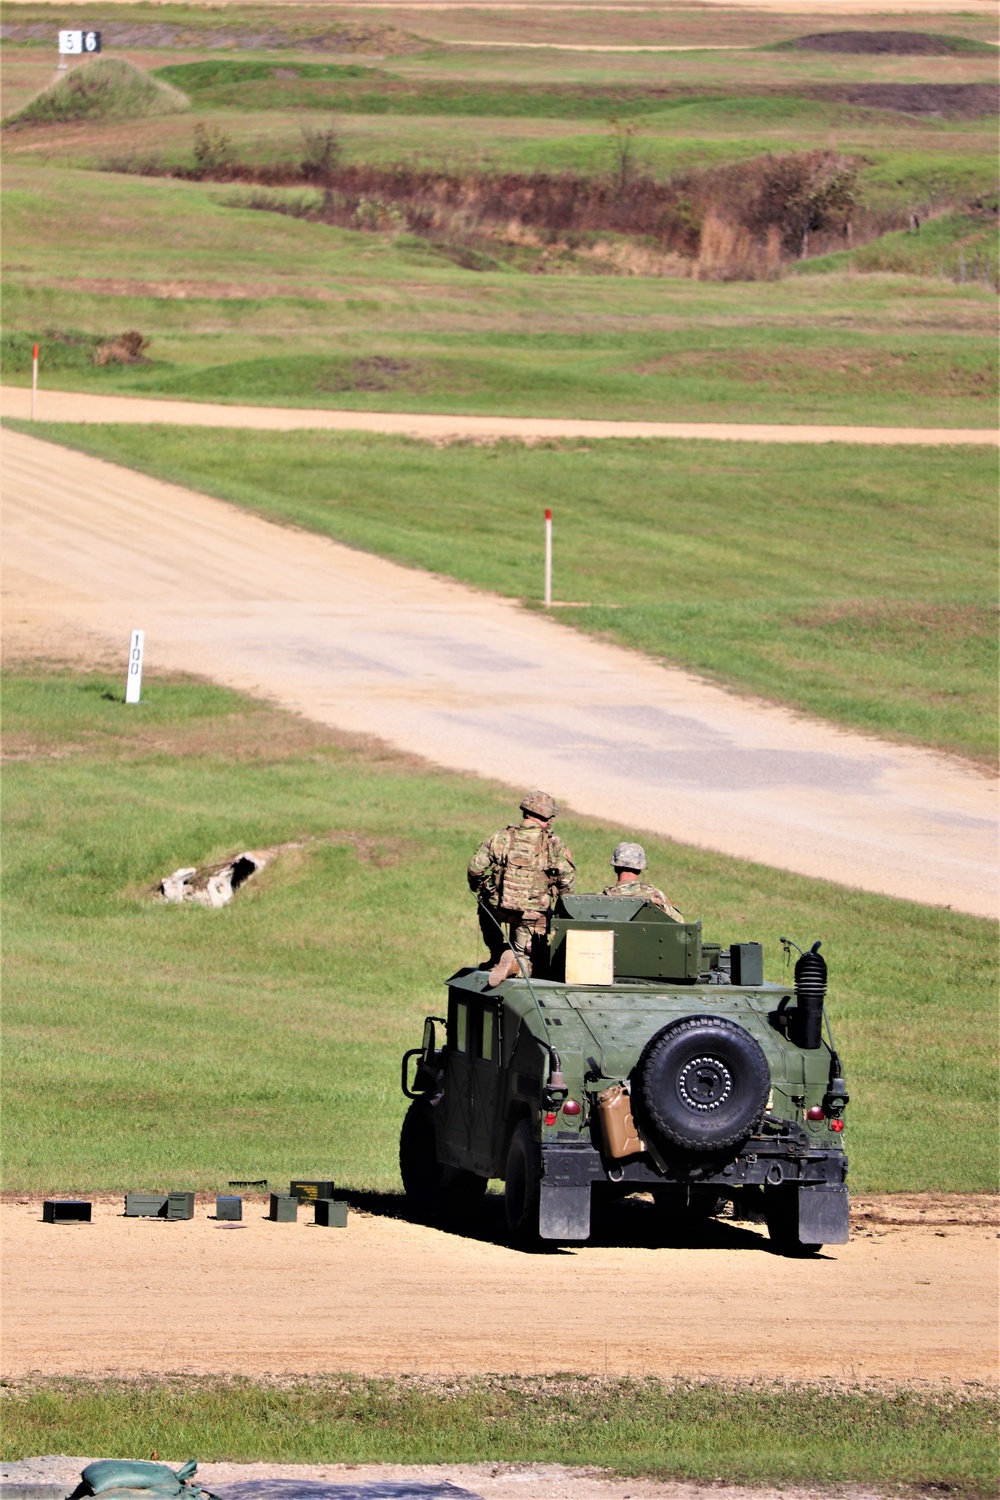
(452, 1001, 468, 1053)
(479, 1010, 495, 1062)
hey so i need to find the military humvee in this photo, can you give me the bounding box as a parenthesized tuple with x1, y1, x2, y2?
(399, 896, 849, 1254)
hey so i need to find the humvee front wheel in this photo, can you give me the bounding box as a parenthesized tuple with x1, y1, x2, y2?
(399, 1098, 443, 1218)
(504, 1119, 541, 1245)
(400, 1099, 488, 1222)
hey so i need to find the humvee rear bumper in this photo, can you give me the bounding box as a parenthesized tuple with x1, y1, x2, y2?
(539, 1140, 849, 1243)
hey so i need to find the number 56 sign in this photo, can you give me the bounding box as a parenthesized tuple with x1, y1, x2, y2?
(59, 30, 102, 54)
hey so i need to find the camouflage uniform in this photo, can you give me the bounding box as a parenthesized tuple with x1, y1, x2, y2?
(601, 880, 684, 923)
(469, 821, 575, 974)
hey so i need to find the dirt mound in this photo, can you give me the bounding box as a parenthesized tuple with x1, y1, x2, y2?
(4, 57, 188, 127)
(787, 29, 990, 54)
(93, 331, 150, 367)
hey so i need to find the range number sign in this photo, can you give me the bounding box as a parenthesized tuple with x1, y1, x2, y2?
(58, 30, 102, 54)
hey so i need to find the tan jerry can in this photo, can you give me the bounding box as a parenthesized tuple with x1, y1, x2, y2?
(596, 1084, 645, 1159)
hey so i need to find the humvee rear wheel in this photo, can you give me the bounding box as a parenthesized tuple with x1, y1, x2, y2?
(636, 1015, 770, 1152)
(763, 1186, 823, 1257)
(504, 1119, 541, 1245)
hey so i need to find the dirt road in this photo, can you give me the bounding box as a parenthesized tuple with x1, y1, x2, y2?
(2, 1196, 996, 1382)
(4, 427, 996, 916)
(3, 388, 997, 445)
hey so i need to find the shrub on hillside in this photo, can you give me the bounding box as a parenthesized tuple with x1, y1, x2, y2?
(4, 57, 188, 127)
(687, 151, 861, 259)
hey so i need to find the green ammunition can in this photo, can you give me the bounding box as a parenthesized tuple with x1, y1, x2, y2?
(313, 1199, 348, 1228)
(268, 1193, 298, 1222)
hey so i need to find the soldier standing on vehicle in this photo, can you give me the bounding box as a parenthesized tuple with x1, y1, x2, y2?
(602, 842, 684, 922)
(468, 791, 576, 985)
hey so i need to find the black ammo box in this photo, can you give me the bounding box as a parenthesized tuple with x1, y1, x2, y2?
(43, 1200, 92, 1223)
(290, 1179, 335, 1203)
(215, 1195, 243, 1220)
(268, 1193, 298, 1222)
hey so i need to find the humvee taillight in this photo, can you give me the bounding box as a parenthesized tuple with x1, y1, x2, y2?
(806, 1106, 825, 1121)
(830, 1119, 845, 1132)
(562, 1099, 581, 1116)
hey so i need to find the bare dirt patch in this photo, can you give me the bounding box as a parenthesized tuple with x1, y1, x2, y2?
(806, 80, 997, 117)
(786, 602, 998, 651)
(635, 348, 998, 401)
(320, 356, 420, 393)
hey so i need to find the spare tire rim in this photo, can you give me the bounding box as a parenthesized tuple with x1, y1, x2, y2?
(677, 1055, 733, 1112)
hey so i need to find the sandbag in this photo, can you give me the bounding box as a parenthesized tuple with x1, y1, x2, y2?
(82, 1462, 198, 1497)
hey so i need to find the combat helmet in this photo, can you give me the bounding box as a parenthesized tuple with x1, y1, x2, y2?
(612, 841, 647, 870)
(520, 790, 559, 820)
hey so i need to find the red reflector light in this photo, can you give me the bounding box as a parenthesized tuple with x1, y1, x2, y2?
(830, 1118, 845, 1132)
(806, 1106, 825, 1121)
(544, 1112, 557, 1126)
(562, 1099, 581, 1116)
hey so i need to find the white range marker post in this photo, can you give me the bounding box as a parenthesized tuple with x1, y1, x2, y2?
(544, 506, 553, 608)
(125, 629, 145, 704)
(30, 343, 38, 420)
(57, 28, 80, 69)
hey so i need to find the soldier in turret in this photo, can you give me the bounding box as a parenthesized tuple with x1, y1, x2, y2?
(468, 791, 576, 985)
(603, 842, 684, 922)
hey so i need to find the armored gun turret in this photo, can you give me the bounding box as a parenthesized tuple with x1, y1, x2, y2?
(399, 896, 849, 1254)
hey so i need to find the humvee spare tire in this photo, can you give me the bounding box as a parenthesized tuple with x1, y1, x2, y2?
(636, 1015, 770, 1151)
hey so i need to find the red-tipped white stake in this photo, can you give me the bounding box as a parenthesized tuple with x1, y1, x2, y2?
(31, 343, 38, 420)
(544, 507, 552, 607)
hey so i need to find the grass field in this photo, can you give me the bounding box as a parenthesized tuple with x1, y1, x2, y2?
(3, 669, 996, 1197)
(3, 1376, 997, 1491)
(15, 423, 997, 765)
